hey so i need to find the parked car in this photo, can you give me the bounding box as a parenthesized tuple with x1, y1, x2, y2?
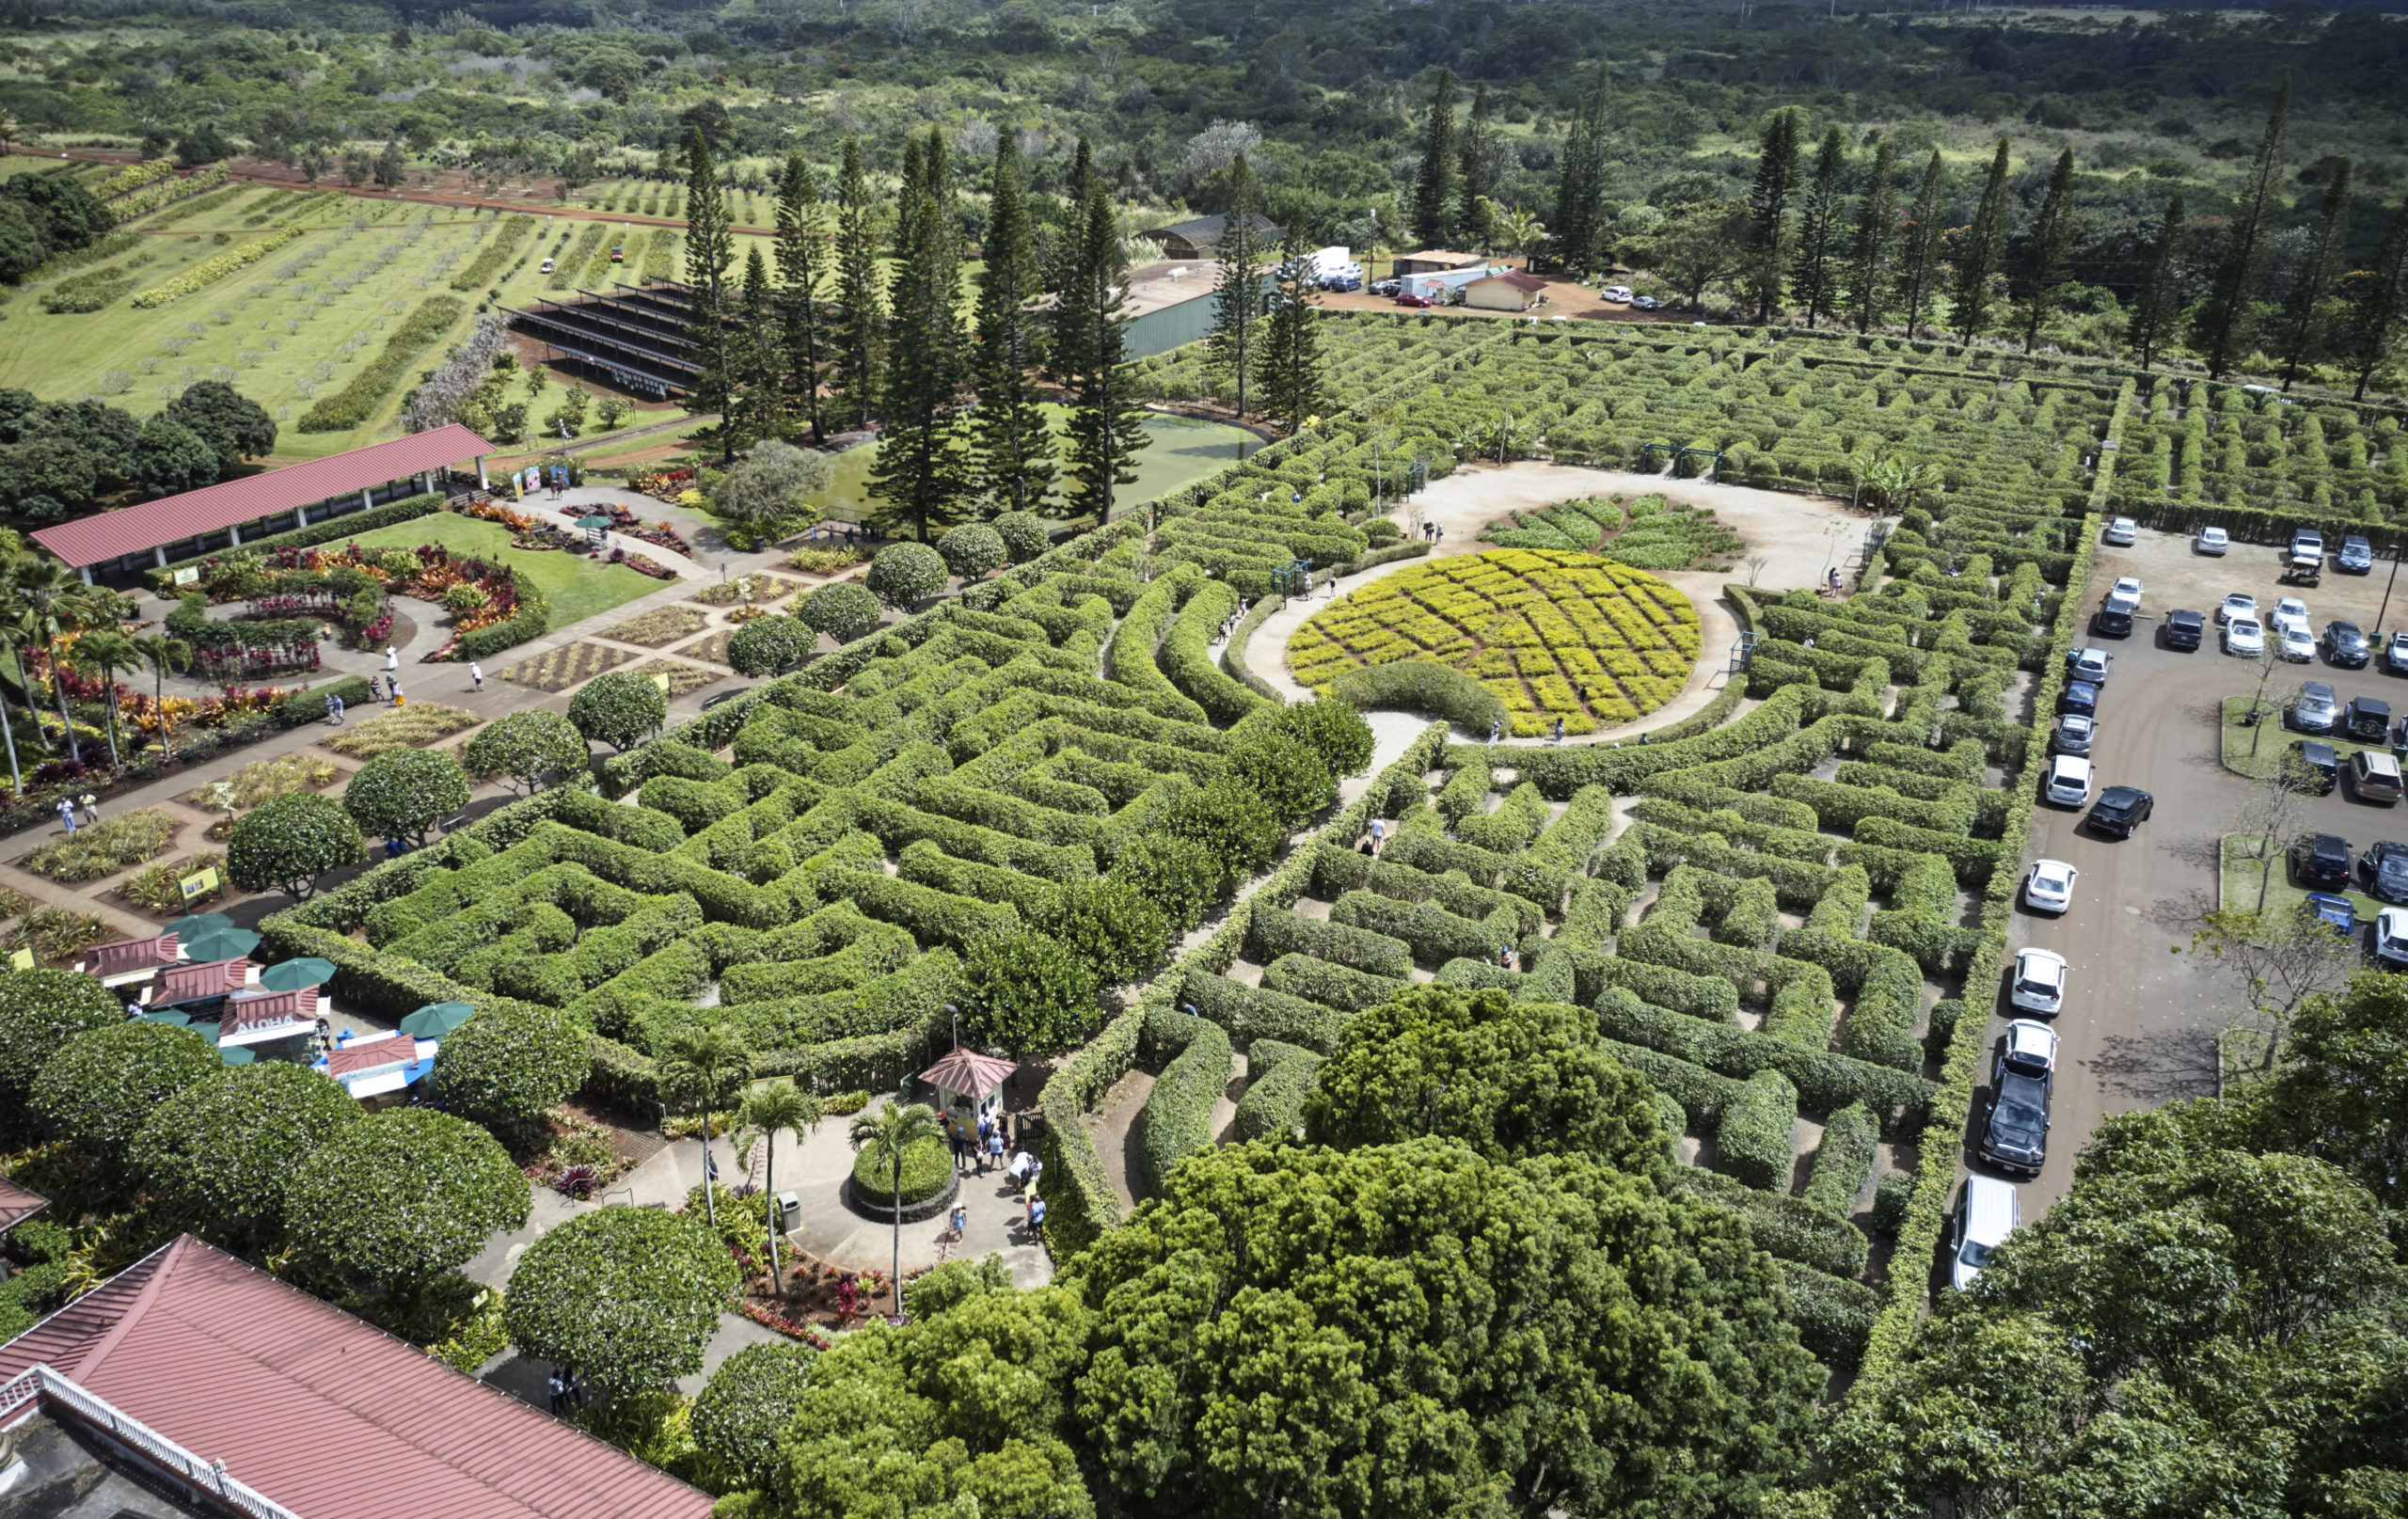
(1370, 279, 1402, 296)
(2051, 713, 2097, 757)
(1601, 285, 1634, 302)
(1952, 1176, 2020, 1292)
(2023, 858, 2079, 914)
(2088, 785, 2153, 838)
(2293, 831, 2353, 890)
(2194, 525, 2229, 556)
(2350, 750, 2406, 803)
(2044, 754, 2095, 807)
(2345, 695, 2392, 741)
(2224, 617, 2265, 657)
(2094, 593, 2138, 638)
(2059, 679, 2099, 716)
(2387, 631, 2408, 674)
(2279, 625, 2318, 662)
(2340, 535, 2376, 573)
(2163, 609, 2204, 651)
(1320, 276, 1362, 293)
(2290, 739, 2339, 794)
(2292, 681, 2339, 734)
(2065, 647, 2113, 683)
(2305, 893, 2357, 937)
(2360, 839, 2408, 903)
(2109, 576, 2143, 602)
(2376, 906, 2408, 967)
(1394, 293, 1433, 309)
(2001, 1019, 2060, 1076)
(2292, 528, 2326, 564)
(2103, 517, 2138, 546)
(2217, 593, 2258, 625)
(2325, 621, 2372, 668)
(1630, 294, 1662, 309)
(2009, 947, 2068, 1017)
(2270, 597, 2311, 634)
(1982, 1049, 2052, 1177)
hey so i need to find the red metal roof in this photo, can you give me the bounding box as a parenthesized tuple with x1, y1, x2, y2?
(82, 935, 180, 976)
(30, 424, 495, 569)
(325, 1037, 412, 1080)
(0, 1175, 48, 1233)
(920, 1048, 1018, 1100)
(221, 989, 316, 1035)
(0, 1236, 716, 1519)
(149, 957, 253, 1005)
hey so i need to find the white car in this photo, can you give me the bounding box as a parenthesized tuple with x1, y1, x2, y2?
(2002, 1018, 2061, 1073)
(2044, 754, 2094, 807)
(2279, 625, 2317, 663)
(2103, 517, 2138, 546)
(2217, 593, 2258, 625)
(2024, 858, 2079, 915)
(2195, 526, 2229, 556)
(2378, 907, 2408, 968)
(2273, 597, 2310, 629)
(2225, 617, 2265, 657)
(2109, 576, 2143, 603)
(1954, 1176, 2020, 1292)
(1601, 285, 1634, 302)
(2009, 948, 2068, 1017)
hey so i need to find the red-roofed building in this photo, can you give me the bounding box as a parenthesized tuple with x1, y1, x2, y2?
(0, 1175, 48, 1234)
(146, 957, 257, 1008)
(31, 425, 496, 581)
(0, 1235, 715, 1519)
(78, 933, 182, 986)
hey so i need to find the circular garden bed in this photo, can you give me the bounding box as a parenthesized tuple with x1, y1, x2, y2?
(845, 1135, 957, 1222)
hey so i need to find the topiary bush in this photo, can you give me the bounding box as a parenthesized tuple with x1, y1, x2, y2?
(726, 614, 816, 677)
(0, 968, 122, 1108)
(32, 1021, 223, 1151)
(849, 1133, 951, 1207)
(133, 1061, 361, 1238)
(990, 510, 1051, 562)
(428, 1002, 590, 1125)
(289, 1108, 531, 1289)
(1328, 658, 1509, 736)
(343, 746, 471, 846)
(463, 709, 588, 796)
(796, 580, 880, 644)
(1715, 1068, 1798, 1192)
(505, 1204, 740, 1393)
(691, 1340, 817, 1491)
(936, 522, 1006, 580)
(864, 541, 947, 609)
(570, 669, 668, 752)
(227, 790, 365, 899)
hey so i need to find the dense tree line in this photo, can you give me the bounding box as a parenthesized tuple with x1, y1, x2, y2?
(0, 380, 276, 530)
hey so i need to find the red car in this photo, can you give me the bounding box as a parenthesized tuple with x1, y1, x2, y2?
(1393, 293, 1432, 309)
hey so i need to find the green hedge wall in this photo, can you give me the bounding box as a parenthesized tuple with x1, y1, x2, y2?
(1801, 1100, 1880, 1218)
(1137, 1009, 1231, 1195)
(1715, 1068, 1798, 1191)
(1230, 1040, 1323, 1143)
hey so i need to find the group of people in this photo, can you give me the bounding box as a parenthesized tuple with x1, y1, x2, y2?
(1418, 521, 1447, 544)
(940, 1108, 1048, 1242)
(53, 792, 99, 833)
(945, 1111, 1010, 1176)
(325, 650, 488, 723)
(544, 1368, 590, 1415)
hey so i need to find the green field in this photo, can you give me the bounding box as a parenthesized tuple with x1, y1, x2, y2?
(339, 512, 663, 628)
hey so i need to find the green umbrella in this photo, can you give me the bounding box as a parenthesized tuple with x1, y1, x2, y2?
(135, 1006, 192, 1026)
(259, 957, 336, 992)
(182, 928, 261, 963)
(219, 1046, 256, 1066)
(163, 913, 233, 939)
(575, 514, 612, 530)
(186, 1021, 221, 1045)
(399, 1002, 475, 1037)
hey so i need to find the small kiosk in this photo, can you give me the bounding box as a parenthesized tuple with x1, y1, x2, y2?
(918, 1049, 1019, 1140)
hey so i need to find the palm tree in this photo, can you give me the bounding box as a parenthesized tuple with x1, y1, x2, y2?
(1861, 452, 1942, 517)
(733, 1079, 823, 1294)
(10, 557, 110, 755)
(848, 1100, 943, 1321)
(65, 630, 138, 769)
(129, 634, 191, 759)
(0, 604, 36, 796)
(1497, 205, 1546, 262)
(657, 1022, 752, 1231)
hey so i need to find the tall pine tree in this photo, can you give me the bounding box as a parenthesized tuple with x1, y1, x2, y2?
(1843, 141, 1899, 334)
(680, 128, 738, 460)
(1788, 126, 1848, 328)
(2128, 194, 2188, 372)
(830, 136, 883, 431)
(1744, 109, 1803, 323)
(1256, 236, 1325, 436)
(1456, 81, 1495, 256)
(971, 132, 1054, 514)
(869, 129, 972, 542)
(1548, 68, 1610, 278)
(729, 245, 783, 446)
(1950, 140, 2012, 343)
(772, 151, 830, 443)
(2018, 149, 2077, 353)
(2193, 72, 2290, 380)
(2277, 159, 2350, 391)
(1410, 69, 1456, 249)
(1206, 151, 1267, 419)
(2346, 195, 2408, 402)
(1893, 149, 1948, 340)
(1054, 185, 1149, 520)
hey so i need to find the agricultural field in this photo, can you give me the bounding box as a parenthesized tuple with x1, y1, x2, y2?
(1286, 548, 1704, 732)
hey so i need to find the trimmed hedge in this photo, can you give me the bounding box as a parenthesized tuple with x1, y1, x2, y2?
(1779, 1259, 1882, 1371)
(1259, 952, 1410, 1015)
(1244, 907, 1412, 980)
(1137, 1009, 1231, 1195)
(1591, 957, 1739, 1024)
(1593, 989, 1939, 1134)
(1327, 658, 1508, 734)
(1161, 577, 1266, 724)
(1671, 1166, 1872, 1280)
(1327, 889, 1501, 967)
(1230, 1039, 1323, 1143)
(1716, 1068, 1798, 1191)
(1177, 966, 1350, 1053)
(1801, 1100, 1879, 1218)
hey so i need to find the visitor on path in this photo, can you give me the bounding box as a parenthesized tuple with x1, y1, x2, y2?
(1028, 1195, 1046, 1240)
(325, 694, 345, 724)
(55, 798, 74, 834)
(986, 1128, 1006, 1173)
(1553, 717, 1564, 744)
(391, 683, 406, 706)
(468, 661, 483, 691)
(547, 1371, 565, 1415)
(948, 1124, 968, 1174)
(1009, 1149, 1033, 1193)
(566, 1371, 588, 1410)
(949, 1203, 967, 1241)
(385, 645, 398, 673)
(1488, 718, 1502, 747)
(1370, 818, 1386, 854)
(1498, 942, 1514, 971)
(78, 793, 98, 825)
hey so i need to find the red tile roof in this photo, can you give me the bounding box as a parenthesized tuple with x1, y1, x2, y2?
(149, 957, 252, 1005)
(920, 1048, 1018, 1100)
(325, 1037, 412, 1080)
(0, 1236, 715, 1519)
(0, 1175, 48, 1233)
(221, 989, 316, 1036)
(83, 935, 180, 976)
(30, 425, 495, 569)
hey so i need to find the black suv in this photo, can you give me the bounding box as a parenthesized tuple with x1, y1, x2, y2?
(1981, 1055, 2052, 1177)
(2290, 739, 2339, 794)
(2346, 696, 2392, 742)
(2088, 786, 2153, 838)
(2294, 832, 2353, 890)
(2361, 841, 2408, 903)
(2163, 609, 2204, 651)
(2326, 621, 2372, 668)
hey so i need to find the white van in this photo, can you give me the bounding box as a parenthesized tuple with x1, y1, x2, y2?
(1602, 285, 1634, 303)
(1952, 1175, 2020, 1291)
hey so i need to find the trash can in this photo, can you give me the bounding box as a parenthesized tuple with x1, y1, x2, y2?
(776, 1191, 800, 1231)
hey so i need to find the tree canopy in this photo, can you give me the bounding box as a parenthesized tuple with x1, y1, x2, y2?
(32, 1021, 224, 1152)
(288, 1109, 530, 1289)
(132, 1061, 361, 1240)
(427, 1002, 588, 1125)
(505, 1205, 740, 1392)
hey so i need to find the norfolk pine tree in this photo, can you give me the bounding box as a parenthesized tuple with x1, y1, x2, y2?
(1893, 149, 1948, 339)
(1744, 109, 1803, 323)
(2193, 73, 2290, 380)
(971, 133, 1055, 514)
(773, 151, 830, 443)
(831, 137, 883, 431)
(1549, 67, 1610, 278)
(680, 129, 738, 460)
(1456, 81, 1495, 255)
(2346, 196, 2408, 402)
(1410, 69, 1456, 249)
(1951, 140, 2012, 342)
(2277, 159, 2350, 391)
(1054, 186, 1150, 519)
(730, 245, 783, 446)
(1788, 126, 1848, 327)
(1255, 236, 1325, 435)
(2128, 194, 2187, 372)
(870, 130, 972, 542)
(1844, 141, 1899, 333)
(2019, 149, 2077, 353)
(1205, 152, 1267, 419)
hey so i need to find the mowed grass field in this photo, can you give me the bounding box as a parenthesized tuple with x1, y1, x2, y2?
(339, 512, 664, 627)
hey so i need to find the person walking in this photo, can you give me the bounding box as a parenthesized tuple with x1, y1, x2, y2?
(389, 681, 404, 706)
(1369, 817, 1386, 855)
(385, 645, 398, 674)
(948, 1202, 967, 1241)
(468, 661, 483, 691)
(1028, 1195, 1046, 1240)
(55, 797, 75, 834)
(1552, 717, 1565, 744)
(947, 1122, 968, 1175)
(987, 1127, 1006, 1175)
(78, 792, 98, 825)
(1488, 717, 1502, 747)
(547, 1370, 565, 1415)
(566, 1371, 588, 1410)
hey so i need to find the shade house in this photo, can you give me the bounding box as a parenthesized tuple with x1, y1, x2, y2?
(919, 1048, 1018, 1128)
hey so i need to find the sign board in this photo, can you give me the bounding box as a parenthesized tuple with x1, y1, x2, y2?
(649, 671, 673, 696)
(180, 867, 219, 903)
(8, 948, 30, 972)
(172, 566, 201, 587)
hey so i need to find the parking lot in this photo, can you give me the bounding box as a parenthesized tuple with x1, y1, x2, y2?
(1980, 520, 2408, 1212)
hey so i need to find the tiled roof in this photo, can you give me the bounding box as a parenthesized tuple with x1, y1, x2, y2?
(0, 1174, 48, 1233)
(82, 935, 180, 977)
(220, 989, 317, 1036)
(30, 425, 494, 569)
(148, 957, 253, 1005)
(0, 1236, 715, 1519)
(920, 1048, 1018, 1100)
(325, 1037, 413, 1080)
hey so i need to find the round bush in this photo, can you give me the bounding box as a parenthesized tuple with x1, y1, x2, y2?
(463, 709, 588, 795)
(133, 1061, 361, 1234)
(936, 522, 1006, 580)
(849, 1133, 950, 1207)
(990, 510, 1051, 562)
(0, 968, 122, 1106)
(504, 1205, 740, 1392)
(343, 747, 471, 846)
(1253, 697, 1376, 780)
(690, 1340, 816, 1491)
(956, 930, 1102, 1061)
(428, 1003, 588, 1124)
(289, 1109, 531, 1288)
(227, 790, 365, 900)
(796, 580, 880, 642)
(725, 614, 815, 677)
(33, 1022, 223, 1151)
(1226, 732, 1336, 831)
(863, 541, 946, 609)
(569, 669, 667, 752)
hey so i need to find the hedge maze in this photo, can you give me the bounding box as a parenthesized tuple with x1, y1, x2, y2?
(1286, 548, 1704, 733)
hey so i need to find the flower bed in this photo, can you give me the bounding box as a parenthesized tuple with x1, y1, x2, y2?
(737, 1300, 833, 1350)
(1287, 547, 1703, 736)
(632, 467, 699, 503)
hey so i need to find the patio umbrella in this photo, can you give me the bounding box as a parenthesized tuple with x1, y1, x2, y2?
(162, 912, 232, 939)
(574, 514, 612, 530)
(218, 1046, 256, 1067)
(259, 957, 336, 992)
(182, 927, 260, 963)
(400, 1001, 475, 1038)
(135, 1006, 192, 1026)
(186, 1021, 221, 1045)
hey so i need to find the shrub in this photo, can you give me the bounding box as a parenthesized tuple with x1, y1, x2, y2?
(1226, 731, 1336, 830)
(290, 1109, 531, 1289)
(1778, 1259, 1880, 1372)
(1138, 1011, 1230, 1194)
(1162, 780, 1286, 890)
(955, 930, 1102, 1060)
(1232, 1042, 1323, 1143)
(429, 1003, 589, 1124)
(1671, 1166, 1870, 1279)
(570, 670, 668, 752)
(1870, 1171, 1913, 1236)
(1245, 907, 1413, 979)
(990, 511, 1052, 562)
(936, 522, 1006, 580)
(32, 1021, 222, 1151)
(691, 1342, 817, 1492)
(1259, 952, 1410, 1015)
(0, 968, 122, 1106)
(463, 709, 589, 795)
(796, 581, 880, 643)
(1328, 890, 1499, 966)
(504, 1205, 740, 1392)
(849, 1133, 951, 1206)
(228, 791, 366, 899)
(726, 614, 815, 677)
(1328, 658, 1507, 735)
(865, 542, 947, 609)
(1104, 830, 1222, 934)
(133, 1061, 361, 1237)
(343, 747, 471, 847)
(23, 809, 177, 882)
(1032, 878, 1170, 988)
(1802, 1101, 1879, 1218)
(1249, 698, 1376, 780)
(1715, 1068, 1798, 1191)
(1178, 966, 1350, 1052)
(296, 297, 466, 432)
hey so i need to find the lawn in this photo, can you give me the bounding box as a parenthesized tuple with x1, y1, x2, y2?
(2220, 831, 2385, 924)
(338, 513, 665, 629)
(2218, 693, 2390, 782)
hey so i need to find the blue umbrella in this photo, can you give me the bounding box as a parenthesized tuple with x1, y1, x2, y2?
(259, 957, 336, 991)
